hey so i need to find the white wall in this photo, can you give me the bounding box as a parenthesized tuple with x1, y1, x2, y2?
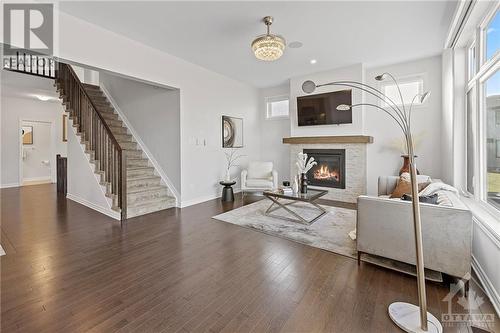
(365, 56, 443, 194)
(66, 123, 119, 220)
(99, 72, 181, 195)
(54, 10, 261, 206)
(269, 58, 443, 195)
(1, 95, 67, 187)
(258, 84, 290, 184)
(289, 63, 365, 137)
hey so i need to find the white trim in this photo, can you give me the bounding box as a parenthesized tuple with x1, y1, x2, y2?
(66, 193, 120, 220)
(0, 183, 20, 189)
(180, 188, 241, 208)
(472, 255, 500, 317)
(22, 176, 52, 183)
(444, 0, 475, 49)
(100, 83, 180, 207)
(180, 193, 219, 208)
(473, 214, 500, 249)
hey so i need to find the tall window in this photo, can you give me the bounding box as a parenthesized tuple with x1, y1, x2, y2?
(266, 96, 289, 119)
(485, 70, 500, 210)
(466, 5, 500, 214)
(486, 9, 500, 61)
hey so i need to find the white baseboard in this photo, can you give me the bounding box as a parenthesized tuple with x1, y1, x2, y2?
(472, 256, 500, 317)
(100, 83, 180, 207)
(0, 183, 20, 189)
(22, 176, 52, 182)
(180, 193, 219, 208)
(180, 187, 241, 208)
(66, 193, 121, 220)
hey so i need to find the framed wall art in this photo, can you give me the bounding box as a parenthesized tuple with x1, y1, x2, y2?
(222, 116, 243, 148)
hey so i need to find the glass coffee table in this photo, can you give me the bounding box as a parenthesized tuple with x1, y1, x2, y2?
(263, 189, 328, 225)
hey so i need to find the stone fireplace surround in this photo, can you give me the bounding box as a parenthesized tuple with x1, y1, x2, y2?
(284, 136, 373, 203)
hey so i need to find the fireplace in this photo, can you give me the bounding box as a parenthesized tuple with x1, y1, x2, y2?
(304, 149, 346, 189)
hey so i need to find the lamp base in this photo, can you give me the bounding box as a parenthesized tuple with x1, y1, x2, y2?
(388, 302, 442, 333)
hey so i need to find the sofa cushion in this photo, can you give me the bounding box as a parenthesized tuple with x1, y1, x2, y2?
(402, 193, 439, 205)
(247, 162, 273, 179)
(246, 179, 274, 188)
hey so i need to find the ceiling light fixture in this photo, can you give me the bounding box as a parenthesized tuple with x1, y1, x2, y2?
(251, 16, 286, 61)
(310, 59, 317, 64)
(36, 95, 51, 101)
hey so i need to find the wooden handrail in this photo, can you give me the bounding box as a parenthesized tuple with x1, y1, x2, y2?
(3, 50, 56, 78)
(64, 64, 123, 151)
(56, 62, 127, 220)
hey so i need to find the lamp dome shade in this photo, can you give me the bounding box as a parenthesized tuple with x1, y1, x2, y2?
(302, 80, 316, 94)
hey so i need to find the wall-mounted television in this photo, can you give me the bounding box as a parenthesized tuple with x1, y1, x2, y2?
(297, 90, 352, 126)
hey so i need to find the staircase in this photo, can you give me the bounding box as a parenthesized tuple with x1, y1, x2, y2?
(55, 63, 175, 220)
(82, 84, 176, 218)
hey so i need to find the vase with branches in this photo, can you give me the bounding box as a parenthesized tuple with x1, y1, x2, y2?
(295, 153, 317, 193)
(223, 149, 246, 182)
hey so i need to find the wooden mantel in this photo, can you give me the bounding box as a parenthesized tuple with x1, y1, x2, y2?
(282, 135, 374, 144)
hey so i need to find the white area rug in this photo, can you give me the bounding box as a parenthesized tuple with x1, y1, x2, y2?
(213, 199, 357, 259)
(213, 200, 443, 282)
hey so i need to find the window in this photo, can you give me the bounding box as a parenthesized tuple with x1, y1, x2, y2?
(468, 43, 476, 80)
(465, 5, 500, 214)
(381, 76, 424, 106)
(266, 96, 289, 119)
(484, 70, 500, 210)
(486, 9, 500, 61)
(466, 88, 476, 194)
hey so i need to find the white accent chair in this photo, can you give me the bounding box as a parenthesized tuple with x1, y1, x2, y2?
(241, 162, 278, 195)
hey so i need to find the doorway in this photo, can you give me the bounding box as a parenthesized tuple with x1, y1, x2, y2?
(20, 120, 54, 186)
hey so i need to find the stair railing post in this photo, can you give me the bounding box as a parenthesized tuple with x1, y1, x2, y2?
(120, 151, 127, 221)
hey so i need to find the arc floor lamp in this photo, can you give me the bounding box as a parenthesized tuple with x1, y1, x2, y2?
(302, 74, 442, 333)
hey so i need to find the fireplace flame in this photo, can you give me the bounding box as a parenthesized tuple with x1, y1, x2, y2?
(313, 164, 339, 181)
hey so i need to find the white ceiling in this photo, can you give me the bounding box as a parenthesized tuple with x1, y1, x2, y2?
(60, 1, 458, 88)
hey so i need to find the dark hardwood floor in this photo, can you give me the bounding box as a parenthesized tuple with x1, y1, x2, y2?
(1, 184, 498, 332)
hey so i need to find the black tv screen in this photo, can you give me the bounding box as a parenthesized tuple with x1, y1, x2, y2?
(297, 90, 352, 126)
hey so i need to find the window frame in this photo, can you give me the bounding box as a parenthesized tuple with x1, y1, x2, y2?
(478, 61, 500, 214)
(465, 2, 500, 215)
(265, 95, 290, 120)
(481, 1, 500, 66)
(465, 84, 477, 196)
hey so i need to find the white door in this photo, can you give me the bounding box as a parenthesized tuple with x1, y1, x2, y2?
(21, 120, 52, 185)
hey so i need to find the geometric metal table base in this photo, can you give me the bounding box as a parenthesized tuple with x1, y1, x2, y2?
(264, 196, 327, 225)
(388, 302, 443, 333)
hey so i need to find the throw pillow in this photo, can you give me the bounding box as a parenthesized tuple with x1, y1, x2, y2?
(390, 179, 412, 198)
(401, 193, 439, 205)
(390, 174, 431, 198)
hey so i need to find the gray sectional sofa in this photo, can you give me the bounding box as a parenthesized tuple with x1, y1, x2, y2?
(357, 176, 473, 282)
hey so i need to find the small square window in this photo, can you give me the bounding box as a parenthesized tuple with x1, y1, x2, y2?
(266, 96, 289, 119)
(380, 76, 424, 107)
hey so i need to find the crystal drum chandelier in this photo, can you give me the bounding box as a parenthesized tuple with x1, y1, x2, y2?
(251, 16, 286, 61)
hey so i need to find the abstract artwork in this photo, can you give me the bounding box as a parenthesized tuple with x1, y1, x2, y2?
(222, 116, 243, 148)
(22, 126, 33, 145)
